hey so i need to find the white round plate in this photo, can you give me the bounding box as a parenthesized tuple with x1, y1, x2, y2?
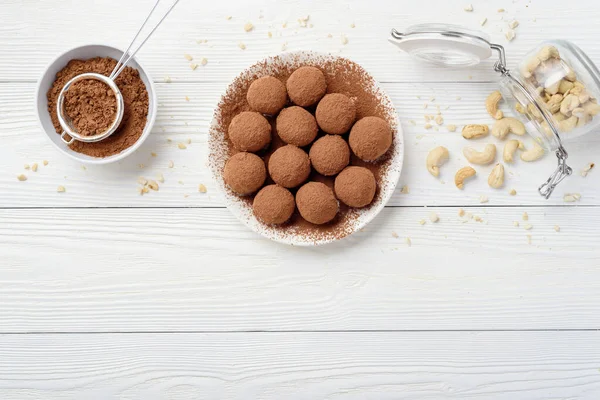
(208, 51, 404, 246)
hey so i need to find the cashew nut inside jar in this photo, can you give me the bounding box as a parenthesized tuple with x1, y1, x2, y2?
(389, 24, 600, 198)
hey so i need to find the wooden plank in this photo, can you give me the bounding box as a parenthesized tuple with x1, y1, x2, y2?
(1, 206, 599, 333)
(2, 0, 600, 83)
(1, 331, 600, 399)
(2, 81, 598, 207)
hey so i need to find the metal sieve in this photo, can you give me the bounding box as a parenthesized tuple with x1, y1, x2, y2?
(57, 0, 180, 144)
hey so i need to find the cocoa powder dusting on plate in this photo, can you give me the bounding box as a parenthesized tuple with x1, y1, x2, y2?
(209, 53, 399, 244)
(47, 57, 149, 157)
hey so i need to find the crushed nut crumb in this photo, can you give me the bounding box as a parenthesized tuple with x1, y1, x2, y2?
(479, 195, 489, 204)
(509, 20, 519, 29)
(400, 185, 410, 194)
(156, 173, 165, 183)
(178, 143, 187, 150)
(341, 35, 348, 45)
(238, 42, 246, 50)
(498, 8, 505, 12)
(57, 185, 66, 193)
(350, 23, 355, 28)
(244, 22, 254, 32)
(190, 63, 198, 70)
(509, 189, 517, 196)
(513, 221, 519, 227)
(434, 115, 444, 125)
(409, 120, 416, 126)
(24, 164, 30, 170)
(268, 31, 272, 38)
(17, 174, 27, 181)
(43, 160, 49, 166)
(200, 57, 208, 66)
(524, 223, 533, 230)
(184, 54, 193, 61)
(151, 152, 157, 157)
(168, 160, 174, 168)
(554, 225, 561, 232)
(563, 193, 581, 202)
(458, 208, 465, 217)
(405, 237, 412, 246)
(581, 162, 595, 177)
(137, 177, 148, 185)
(147, 180, 159, 191)
(464, 4, 473, 11)
(429, 212, 440, 223)
(447, 124, 457, 132)
(198, 184, 207, 193)
(522, 212, 528, 221)
(298, 16, 309, 27)
(164, 76, 172, 83)
(505, 29, 516, 41)
(480, 17, 488, 26)
(419, 219, 426, 225)
(391, 231, 399, 238)
(424, 123, 432, 129)
(226, 15, 232, 20)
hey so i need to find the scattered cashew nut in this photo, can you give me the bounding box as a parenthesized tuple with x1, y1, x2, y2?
(463, 143, 496, 165)
(426, 146, 449, 177)
(559, 115, 578, 132)
(491, 117, 526, 139)
(462, 124, 489, 139)
(503, 139, 523, 163)
(488, 163, 505, 189)
(520, 141, 545, 162)
(485, 91, 504, 120)
(454, 166, 476, 190)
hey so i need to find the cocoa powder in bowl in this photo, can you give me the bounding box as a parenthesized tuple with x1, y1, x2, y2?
(296, 181, 339, 225)
(309, 135, 350, 176)
(47, 57, 149, 158)
(247, 76, 287, 115)
(349, 116, 393, 161)
(286, 66, 327, 107)
(253, 184, 296, 225)
(315, 93, 356, 135)
(224, 152, 267, 195)
(64, 79, 117, 137)
(334, 166, 377, 208)
(228, 111, 272, 152)
(268, 145, 311, 188)
(276, 106, 318, 147)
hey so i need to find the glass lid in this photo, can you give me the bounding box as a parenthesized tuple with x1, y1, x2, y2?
(389, 23, 493, 67)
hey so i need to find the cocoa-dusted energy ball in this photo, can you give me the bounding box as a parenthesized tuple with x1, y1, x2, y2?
(309, 135, 350, 176)
(286, 66, 327, 107)
(276, 106, 318, 147)
(268, 145, 311, 188)
(296, 181, 339, 225)
(334, 166, 377, 208)
(315, 93, 356, 135)
(349, 116, 393, 161)
(228, 111, 271, 152)
(247, 76, 287, 115)
(223, 152, 266, 195)
(253, 184, 295, 225)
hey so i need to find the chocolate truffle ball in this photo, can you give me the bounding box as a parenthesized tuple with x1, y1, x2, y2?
(268, 145, 311, 188)
(286, 66, 327, 107)
(253, 184, 295, 225)
(296, 181, 339, 225)
(348, 116, 393, 161)
(223, 152, 266, 195)
(309, 135, 350, 176)
(276, 106, 318, 147)
(315, 93, 356, 135)
(228, 111, 271, 152)
(334, 166, 377, 208)
(247, 76, 287, 115)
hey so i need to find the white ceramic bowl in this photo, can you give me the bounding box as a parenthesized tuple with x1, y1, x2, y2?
(35, 44, 157, 164)
(209, 51, 404, 246)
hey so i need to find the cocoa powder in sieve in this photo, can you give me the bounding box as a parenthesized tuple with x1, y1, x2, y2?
(64, 79, 117, 137)
(47, 57, 149, 158)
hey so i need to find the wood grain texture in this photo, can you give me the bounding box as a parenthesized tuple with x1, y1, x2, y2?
(2, 81, 598, 207)
(1, 332, 600, 399)
(1, 207, 599, 333)
(2, 0, 600, 83)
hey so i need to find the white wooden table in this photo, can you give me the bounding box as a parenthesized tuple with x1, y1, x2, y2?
(2, 0, 600, 398)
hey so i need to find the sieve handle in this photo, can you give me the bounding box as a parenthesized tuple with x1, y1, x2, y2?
(109, 0, 180, 80)
(60, 131, 75, 145)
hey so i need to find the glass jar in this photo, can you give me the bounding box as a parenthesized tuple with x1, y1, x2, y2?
(389, 24, 600, 198)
